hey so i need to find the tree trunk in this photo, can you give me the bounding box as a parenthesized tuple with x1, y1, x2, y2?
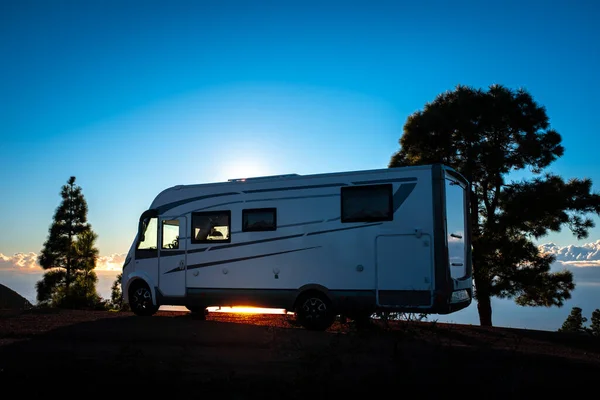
(476, 292, 493, 326)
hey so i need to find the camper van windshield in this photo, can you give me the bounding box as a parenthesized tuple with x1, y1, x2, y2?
(137, 217, 158, 250)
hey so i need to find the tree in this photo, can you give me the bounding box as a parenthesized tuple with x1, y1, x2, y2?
(69, 230, 102, 308)
(558, 307, 588, 333)
(389, 84, 600, 326)
(110, 272, 129, 311)
(36, 176, 100, 308)
(590, 309, 600, 337)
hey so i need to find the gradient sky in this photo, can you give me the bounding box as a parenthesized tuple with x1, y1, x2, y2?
(1, 0, 600, 324)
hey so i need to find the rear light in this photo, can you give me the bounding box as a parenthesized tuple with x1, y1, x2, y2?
(450, 290, 470, 303)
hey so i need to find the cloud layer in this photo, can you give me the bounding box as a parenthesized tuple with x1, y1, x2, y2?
(0, 252, 127, 273)
(0, 253, 124, 303)
(539, 240, 600, 267)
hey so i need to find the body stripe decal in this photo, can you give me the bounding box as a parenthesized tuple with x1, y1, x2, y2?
(243, 183, 346, 194)
(207, 233, 304, 251)
(352, 177, 417, 185)
(393, 183, 417, 212)
(159, 250, 186, 257)
(193, 200, 244, 212)
(278, 220, 323, 228)
(245, 193, 339, 202)
(183, 222, 383, 256)
(306, 222, 382, 236)
(186, 247, 208, 255)
(157, 192, 240, 214)
(166, 246, 321, 273)
(155, 182, 417, 263)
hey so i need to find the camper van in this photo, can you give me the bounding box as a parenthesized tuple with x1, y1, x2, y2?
(121, 163, 472, 330)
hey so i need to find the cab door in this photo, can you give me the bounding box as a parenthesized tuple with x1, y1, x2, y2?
(158, 216, 187, 298)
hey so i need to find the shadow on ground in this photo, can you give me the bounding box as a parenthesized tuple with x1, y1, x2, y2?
(0, 310, 598, 397)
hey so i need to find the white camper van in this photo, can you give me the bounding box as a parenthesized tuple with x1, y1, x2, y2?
(121, 164, 472, 330)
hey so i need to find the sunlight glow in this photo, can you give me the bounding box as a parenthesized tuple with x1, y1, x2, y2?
(207, 306, 289, 314)
(218, 154, 275, 182)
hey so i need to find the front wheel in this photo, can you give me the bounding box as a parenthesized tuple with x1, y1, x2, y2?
(295, 291, 335, 331)
(129, 281, 159, 316)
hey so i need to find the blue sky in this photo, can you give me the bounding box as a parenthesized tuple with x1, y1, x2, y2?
(1, 0, 600, 327)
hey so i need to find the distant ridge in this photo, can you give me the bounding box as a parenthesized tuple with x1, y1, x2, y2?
(0, 283, 33, 310)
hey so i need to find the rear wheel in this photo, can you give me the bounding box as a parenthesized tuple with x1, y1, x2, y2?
(129, 281, 159, 316)
(295, 291, 335, 331)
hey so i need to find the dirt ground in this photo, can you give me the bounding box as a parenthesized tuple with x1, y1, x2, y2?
(0, 308, 598, 397)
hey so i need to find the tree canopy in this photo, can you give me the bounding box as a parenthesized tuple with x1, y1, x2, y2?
(558, 307, 588, 333)
(389, 84, 600, 326)
(37, 176, 101, 308)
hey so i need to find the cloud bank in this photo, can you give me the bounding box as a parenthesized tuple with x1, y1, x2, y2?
(0, 253, 125, 302)
(539, 240, 600, 268)
(0, 252, 127, 273)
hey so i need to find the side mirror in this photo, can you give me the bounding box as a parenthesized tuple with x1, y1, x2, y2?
(138, 219, 146, 243)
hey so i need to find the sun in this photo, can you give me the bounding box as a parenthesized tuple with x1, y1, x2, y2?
(220, 156, 275, 182)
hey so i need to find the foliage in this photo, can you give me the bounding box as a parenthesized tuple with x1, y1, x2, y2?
(590, 309, 600, 337)
(109, 272, 130, 311)
(389, 84, 600, 326)
(36, 176, 103, 309)
(558, 307, 588, 333)
(374, 311, 428, 322)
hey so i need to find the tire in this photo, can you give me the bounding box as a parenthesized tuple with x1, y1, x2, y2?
(129, 281, 159, 316)
(295, 291, 335, 331)
(185, 306, 207, 320)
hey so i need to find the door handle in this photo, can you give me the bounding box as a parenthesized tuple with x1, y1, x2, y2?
(450, 233, 462, 239)
(179, 260, 185, 270)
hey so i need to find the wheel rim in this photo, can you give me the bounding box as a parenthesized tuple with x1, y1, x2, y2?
(301, 297, 327, 321)
(132, 287, 152, 311)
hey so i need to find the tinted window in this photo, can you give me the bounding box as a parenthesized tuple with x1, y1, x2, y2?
(341, 184, 393, 223)
(161, 219, 180, 249)
(191, 211, 231, 243)
(242, 208, 277, 232)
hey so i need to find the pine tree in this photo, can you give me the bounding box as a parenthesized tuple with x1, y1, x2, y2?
(70, 230, 102, 308)
(558, 307, 587, 333)
(110, 272, 129, 311)
(36, 176, 100, 308)
(590, 309, 600, 337)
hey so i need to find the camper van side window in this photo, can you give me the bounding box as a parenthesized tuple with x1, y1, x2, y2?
(341, 184, 393, 223)
(161, 219, 180, 249)
(242, 208, 277, 232)
(191, 211, 231, 243)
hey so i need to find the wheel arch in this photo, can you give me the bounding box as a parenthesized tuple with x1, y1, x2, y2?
(123, 272, 158, 306)
(293, 283, 332, 310)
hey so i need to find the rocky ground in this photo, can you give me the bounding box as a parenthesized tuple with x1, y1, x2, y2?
(0, 308, 598, 397)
